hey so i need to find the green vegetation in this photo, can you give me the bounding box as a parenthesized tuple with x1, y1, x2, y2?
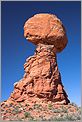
(24, 112, 31, 118)
(12, 106, 21, 114)
(52, 108, 62, 113)
(52, 106, 68, 113)
(24, 112, 35, 120)
(18, 103, 23, 107)
(61, 106, 68, 113)
(33, 104, 42, 109)
(2, 101, 81, 121)
(48, 103, 53, 110)
(52, 112, 81, 121)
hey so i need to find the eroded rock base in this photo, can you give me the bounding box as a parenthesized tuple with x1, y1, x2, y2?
(3, 44, 69, 106)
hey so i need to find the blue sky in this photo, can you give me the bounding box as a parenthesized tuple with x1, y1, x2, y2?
(1, 1, 81, 106)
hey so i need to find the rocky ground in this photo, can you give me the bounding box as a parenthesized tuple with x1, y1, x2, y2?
(1, 101, 81, 121)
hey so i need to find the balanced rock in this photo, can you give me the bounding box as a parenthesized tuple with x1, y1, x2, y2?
(24, 13, 68, 52)
(3, 13, 70, 105)
(1, 13, 70, 121)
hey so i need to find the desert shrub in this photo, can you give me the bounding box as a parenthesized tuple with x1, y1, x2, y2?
(52, 107, 68, 113)
(61, 106, 68, 113)
(53, 117, 65, 121)
(64, 113, 75, 120)
(24, 112, 35, 120)
(24, 112, 31, 118)
(63, 113, 81, 121)
(33, 104, 42, 109)
(48, 103, 53, 110)
(18, 103, 22, 107)
(52, 108, 62, 113)
(12, 106, 21, 114)
(52, 112, 81, 121)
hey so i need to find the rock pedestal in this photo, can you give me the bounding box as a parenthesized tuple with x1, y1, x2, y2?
(7, 43, 69, 105)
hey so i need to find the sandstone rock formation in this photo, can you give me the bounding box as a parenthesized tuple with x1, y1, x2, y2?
(1, 14, 71, 120)
(6, 43, 69, 105)
(24, 14, 68, 52)
(8, 43, 69, 104)
(4, 13, 69, 105)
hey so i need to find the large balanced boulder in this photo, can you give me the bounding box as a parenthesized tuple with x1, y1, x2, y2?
(24, 13, 68, 52)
